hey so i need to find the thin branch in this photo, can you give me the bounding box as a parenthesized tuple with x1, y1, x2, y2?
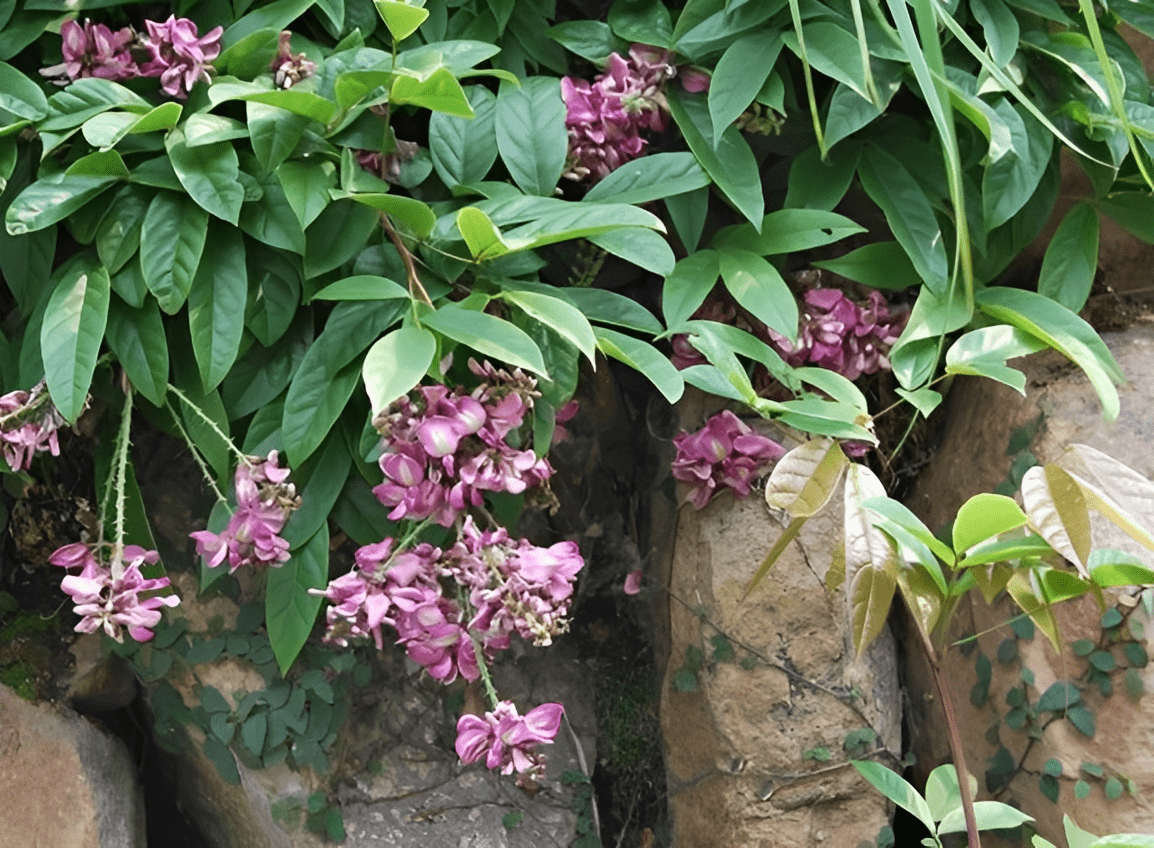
(382, 214, 433, 307)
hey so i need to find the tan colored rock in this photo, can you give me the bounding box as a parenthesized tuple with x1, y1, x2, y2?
(905, 321, 1154, 843)
(0, 683, 146, 848)
(662, 392, 901, 848)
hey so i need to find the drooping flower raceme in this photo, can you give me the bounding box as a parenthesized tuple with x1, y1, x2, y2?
(50, 542, 180, 642)
(671, 410, 786, 508)
(373, 360, 552, 527)
(190, 451, 300, 573)
(40, 19, 136, 83)
(138, 15, 222, 98)
(455, 700, 564, 784)
(0, 381, 65, 472)
(561, 43, 710, 181)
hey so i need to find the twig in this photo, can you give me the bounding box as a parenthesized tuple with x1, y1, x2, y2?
(563, 710, 601, 838)
(382, 214, 433, 307)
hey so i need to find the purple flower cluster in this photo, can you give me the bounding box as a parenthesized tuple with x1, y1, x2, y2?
(42, 15, 223, 98)
(455, 700, 564, 785)
(0, 382, 65, 472)
(190, 452, 300, 573)
(671, 411, 786, 509)
(561, 44, 709, 181)
(373, 360, 551, 527)
(50, 542, 180, 642)
(768, 289, 906, 381)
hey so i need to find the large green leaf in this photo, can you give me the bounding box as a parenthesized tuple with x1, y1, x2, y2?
(247, 101, 309, 174)
(429, 86, 498, 188)
(976, 287, 1123, 421)
(1021, 464, 1093, 576)
(362, 325, 436, 416)
(982, 100, 1053, 231)
(95, 183, 151, 275)
(718, 248, 797, 340)
(812, 242, 919, 291)
(938, 802, 1033, 835)
(81, 102, 183, 149)
(105, 295, 168, 406)
(140, 192, 208, 314)
(40, 257, 110, 423)
(944, 324, 1047, 394)
(595, 328, 684, 403)
(267, 523, 329, 675)
(282, 435, 351, 549)
(846, 463, 900, 653)
(712, 208, 866, 256)
(662, 250, 719, 328)
(500, 289, 597, 366)
(588, 227, 676, 275)
(1038, 203, 1098, 313)
(188, 225, 247, 392)
(208, 81, 337, 125)
(953, 493, 1028, 554)
(423, 304, 547, 376)
(5, 172, 119, 235)
(851, 761, 935, 832)
(765, 438, 849, 518)
(39, 78, 151, 132)
(0, 60, 47, 121)
(708, 30, 782, 143)
(276, 160, 335, 231)
(165, 128, 244, 225)
(667, 87, 763, 228)
(340, 191, 436, 238)
(391, 67, 473, 116)
(562, 287, 663, 334)
(583, 152, 710, 206)
(495, 78, 567, 196)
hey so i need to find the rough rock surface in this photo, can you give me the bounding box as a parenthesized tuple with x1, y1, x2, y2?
(905, 320, 1154, 842)
(0, 683, 146, 848)
(662, 391, 901, 848)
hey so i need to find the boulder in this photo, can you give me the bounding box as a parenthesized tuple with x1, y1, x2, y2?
(905, 321, 1154, 842)
(0, 683, 146, 848)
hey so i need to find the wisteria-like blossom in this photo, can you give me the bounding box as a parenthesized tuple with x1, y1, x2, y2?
(561, 43, 709, 181)
(40, 19, 136, 83)
(139, 15, 222, 98)
(455, 700, 564, 784)
(50, 542, 180, 642)
(0, 382, 65, 472)
(356, 140, 421, 184)
(768, 289, 907, 381)
(372, 360, 551, 527)
(190, 451, 300, 573)
(671, 410, 786, 508)
(270, 31, 316, 89)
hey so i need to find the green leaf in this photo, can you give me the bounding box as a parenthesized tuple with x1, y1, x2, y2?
(362, 326, 436, 416)
(595, 328, 683, 403)
(495, 78, 567, 196)
(165, 128, 244, 225)
(391, 67, 473, 117)
(0, 60, 47, 121)
(40, 78, 151, 133)
(1021, 464, 1093, 575)
(925, 764, 967, 823)
(423, 305, 546, 376)
(976, 287, 1123, 421)
(94, 184, 150, 276)
(1088, 549, 1154, 587)
(500, 289, 597, 366)
(303, 199, 378, 278)
(944, 325, 1047, 395)
(456, 207, 508, 259)
(283, 435, 351, 549)
(858, 145, 948, 294)
(5, 172, 119, 235)
(709, 31, 782, 143)
(208, 81, 337, 126)
(851, 761, 936, 832)
(784, 142, 861, 212)
(938, 801, 1033, 834)
(971, 0, 1020, 66)
(667, 88, 763, 228)
(583, 151, 710, 206)
(562, 287, 664, 334)
(340, 191, 436, 238)
(500, 202, 664, 251)
(1067, 704, 1096, 737)
(953, 494, 1028, 554)
(1038, 203, 1098, 313)
(140, 192, 208, 314)
(846, 463, 900, 654)
(311, 275, 407, 302)
(374, 0, 428, 40)
(546, 20, 626, 63)
(79, 103, 183, 151)
(429, 86, 498, 188)
(248, 102, 309, 174)
(267, 524, 329, 675)
(812, 242, 921, 291)
(665, 185, 709, 252)
(105, 296, 168, 406)
(40, 258, 110, 423)
(588, 227, 676, 275)
(65, 149, 129, 179)
(718, 248, 797, 340)
(188, 225, 247, 391)
(712, 208, 866, 256)
(662, 250, 719, 328)
(982, 101, 1053, 231)
(764, 439, 849, 518)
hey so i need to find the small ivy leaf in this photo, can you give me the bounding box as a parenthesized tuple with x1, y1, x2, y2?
(765, 438, 849, 518)
(1075, 779, 1091, 799)
(1020, 464, 1093, 576)
(1066, 704, 1096, 738)
(672, 668, 699, 692)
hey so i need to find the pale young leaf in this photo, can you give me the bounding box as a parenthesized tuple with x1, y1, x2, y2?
(764, 438, 848, 518)
(1006, 571, 1061, 651)
(1065, 444, 1154, 554)
(845, 463, 899, 653)
(740, 515, 808, 601)
(1021, 464, 1092, 577)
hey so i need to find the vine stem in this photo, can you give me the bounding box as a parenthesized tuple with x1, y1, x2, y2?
(383, 215, 433, 308)
(165, 399, 227, 504)
(110, 387, 134, 577)
(165, 384, 251, 467)
(913, 620, 981, 848)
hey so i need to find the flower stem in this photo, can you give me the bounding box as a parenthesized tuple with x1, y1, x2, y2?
(166, 384, 250, 467)
(165, 399, 227, 503)
(110, 387, 134, 575)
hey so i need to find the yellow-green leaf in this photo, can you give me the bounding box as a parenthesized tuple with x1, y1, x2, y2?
(845, 463, 899, 653)
(764, 438, 848, 518)
(1021, 464, 1093, 576)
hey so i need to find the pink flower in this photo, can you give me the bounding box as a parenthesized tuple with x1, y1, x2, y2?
(189, 452, 299, 573)
(624, 569, 643, 595)
(270, 31, 316, 89)
(672, 411, 785, 508)
(0, 382, 65, 472)
(51, 543, 179, 642)
(40, 19, 136, 83)
(393, 597, 479, 683)
(138, 15, 222, 98)
(455, 700, 564, 783)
